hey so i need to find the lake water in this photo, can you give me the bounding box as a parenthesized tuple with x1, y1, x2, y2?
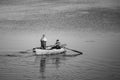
(0, 31, 120, 80)
(0, 1, 120, 80)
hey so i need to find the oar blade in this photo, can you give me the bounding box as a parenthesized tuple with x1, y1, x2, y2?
(71, 49, 83, 54)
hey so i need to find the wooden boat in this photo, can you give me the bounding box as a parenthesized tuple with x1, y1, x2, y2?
(33, 48, 66, 55)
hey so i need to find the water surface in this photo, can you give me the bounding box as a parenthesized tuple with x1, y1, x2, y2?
(0, 0, 120, 80)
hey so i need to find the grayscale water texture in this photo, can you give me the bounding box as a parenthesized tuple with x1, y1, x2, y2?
(0, 0, 120, 80)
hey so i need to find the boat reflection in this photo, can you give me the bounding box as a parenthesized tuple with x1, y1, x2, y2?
(39, 56, 46, 79)
(34, 53, 80, 79)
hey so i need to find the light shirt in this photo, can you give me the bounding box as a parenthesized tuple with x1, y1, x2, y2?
(41, 37, 47, 41)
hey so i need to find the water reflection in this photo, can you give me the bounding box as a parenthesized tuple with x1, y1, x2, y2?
(39, 56, 46, 79)
(34, 53, 79, 79)
(53, 57, 60, 69)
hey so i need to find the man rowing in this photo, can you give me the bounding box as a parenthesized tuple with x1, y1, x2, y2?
(51, 39, 61, 49)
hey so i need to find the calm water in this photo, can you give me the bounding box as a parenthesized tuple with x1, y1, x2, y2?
(0, 46, 120, 80)
(0, 32, 120, 80)
(0, 1, 120, 80)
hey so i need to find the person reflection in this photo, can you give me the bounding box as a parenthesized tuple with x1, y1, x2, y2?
(54, 57, 60, 69)
(39, 57, 46, 79)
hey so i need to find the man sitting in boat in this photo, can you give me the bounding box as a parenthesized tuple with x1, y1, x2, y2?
(40, 34, 47, 49)
(51, 39, 61, 49)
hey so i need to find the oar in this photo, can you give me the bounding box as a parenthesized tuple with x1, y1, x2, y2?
(65, 47, 83, 54)
(46, 44, 67, 48)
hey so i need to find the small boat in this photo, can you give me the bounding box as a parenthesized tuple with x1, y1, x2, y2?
(33, 48, 66, 55)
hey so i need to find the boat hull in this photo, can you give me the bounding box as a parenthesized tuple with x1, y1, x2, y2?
(33, 48, 66, 55)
